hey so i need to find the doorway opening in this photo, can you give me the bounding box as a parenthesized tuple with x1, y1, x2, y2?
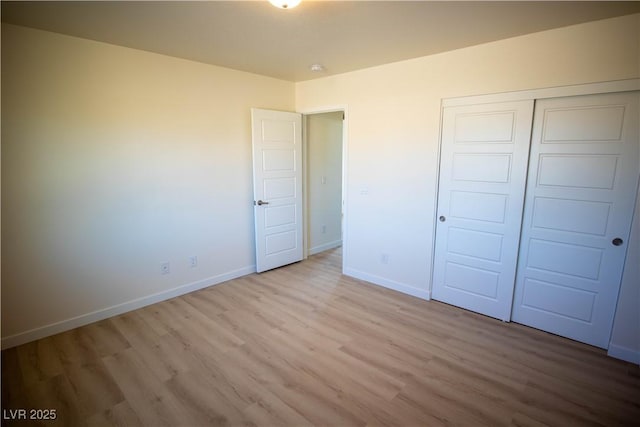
(303, 110, 345, 261)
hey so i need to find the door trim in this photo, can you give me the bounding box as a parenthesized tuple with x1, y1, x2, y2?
(442, 79, 640, 107)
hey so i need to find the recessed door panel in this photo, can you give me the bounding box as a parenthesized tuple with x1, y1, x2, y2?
(521, 278, 596, 322)
(537, 155, 618, 189)
(449, 191, 508, 223)
(447, 228, 503, 262)
(262, 119, 296, 143)
(444, 262, 499, 299)
(263, 149, 296, 171)
(264, 177, 296, 200)
(452, 154, 511, 183)
(265, 231, 297, 256)
(433, 100, 534, 320)
(527, 239, 603, 280)
(265, 205, 296, 229)
(542, 106, 624, 142)
(455, 111, 515, 143)
(532, 198, 611, 235)
(512, 92, 639, 348)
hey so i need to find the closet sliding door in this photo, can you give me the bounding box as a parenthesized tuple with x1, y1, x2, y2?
(512, 92, 639, 348)
(432, 101, 533, 321)
(434, 89, 639, 348)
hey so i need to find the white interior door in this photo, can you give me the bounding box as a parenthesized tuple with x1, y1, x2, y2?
(512, 92, 639, 348)
(432, 100, 534, 320)
(251, 108, 303, 273)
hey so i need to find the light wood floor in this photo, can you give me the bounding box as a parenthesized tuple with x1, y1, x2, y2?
(3, 248, 639, 426)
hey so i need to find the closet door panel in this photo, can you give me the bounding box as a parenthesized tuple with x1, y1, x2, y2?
(432, 101, 534, 320)
(512, 92, 639, 348)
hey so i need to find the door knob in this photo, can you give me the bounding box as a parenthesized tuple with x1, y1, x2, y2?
(439, 216, 446, 222)
(612, 237, 623, 246)
(256, 200, 269, 206)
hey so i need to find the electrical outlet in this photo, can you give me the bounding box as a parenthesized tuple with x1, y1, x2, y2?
(189, 256, 198, 268)
(322, 225, 326, 234)
(160, 262, 170, 275)
(381, 253, 389, 264)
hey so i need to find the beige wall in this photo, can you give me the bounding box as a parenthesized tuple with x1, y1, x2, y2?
(296, 14, 640, 357)
(1, 24, 295, 344)
(306, 112, 343, 255)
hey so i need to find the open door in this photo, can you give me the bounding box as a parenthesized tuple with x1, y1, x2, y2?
(251, 108, 303, 273)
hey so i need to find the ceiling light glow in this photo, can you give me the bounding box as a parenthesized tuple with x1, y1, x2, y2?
(268, 0, 301, 9)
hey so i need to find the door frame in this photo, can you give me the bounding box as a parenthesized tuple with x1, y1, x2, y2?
(441, 79, 640, 108)
(299, 105, 349, 273)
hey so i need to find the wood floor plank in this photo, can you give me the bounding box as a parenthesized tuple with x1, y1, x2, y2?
(56, 361, 124, 419)
(225, 340, 366, 426)
(166, 330, 264, 412)
(134, 305, 171, 337)
(514, 376, 640, 426)
(51, 329, 100, 365)
(85, 400, 143, 427)
(339, 335, 431, 381)
(164, 369, 256, 427)
(274, 328, 405, 400)
(241, 392, 314, 427)
(101, 348, 192, 426)
(164, 297, 246, 351)
(2, 348, 31, 422)
(77, 319, 131, 358)
(51, 330, 124, 419)
(109, 312, 187, 382)
(181, 291, 230, 320)
(448, 327, 639, 399)
(22, 374, 84, 427)
(16, 337, 64, 388)
(2, 247, 638, 426)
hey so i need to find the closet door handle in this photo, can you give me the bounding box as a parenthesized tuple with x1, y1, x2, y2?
(439, 216, 446, 222)
(612, 237, 623, 246)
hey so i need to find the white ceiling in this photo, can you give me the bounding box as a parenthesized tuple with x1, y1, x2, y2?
(2, 1, 639, 82)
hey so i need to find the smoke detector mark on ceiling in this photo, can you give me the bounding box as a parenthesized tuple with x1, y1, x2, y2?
(269, 0, 301, 10)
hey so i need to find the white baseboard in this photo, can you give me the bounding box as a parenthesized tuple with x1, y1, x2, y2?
(607, 343, 640, 365)
(1, 265, 256, 350)
(344, 267, 431, 300)
(309, 240, 342, 256)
